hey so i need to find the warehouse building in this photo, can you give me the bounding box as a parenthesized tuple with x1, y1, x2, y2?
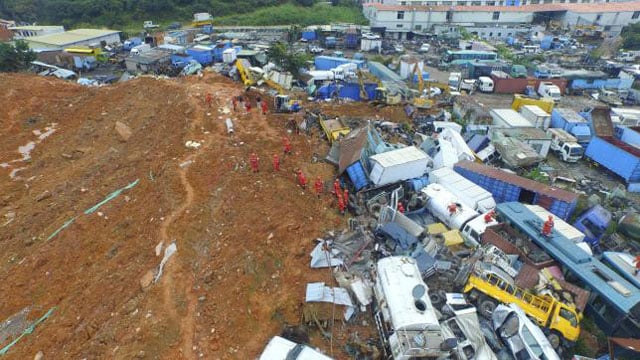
(363, 2, 640, 38)
(8, 25, 65, 39)
(24, 29, 121, 51)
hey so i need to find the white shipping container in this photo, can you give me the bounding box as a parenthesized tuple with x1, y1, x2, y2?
(429, 167, 496, 212)
(400, 60, 424, 80)
(369, 146, 431, 186)
(194, 12, 212, 22)
(520, 105, 551, 130)
(360, 39, 382, 52)
(490, 109, 533, 128)
(222, 48, 236, 64)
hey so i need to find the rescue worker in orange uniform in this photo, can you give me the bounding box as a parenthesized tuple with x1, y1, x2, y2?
(272, 154, 280, 171)
(337, 193, 346, 215)
(283, 137, 292, 155)
(249, 153, 259, 173)
(297, 170, 307, 189)
(542, 215, 554, 236)
(397, 202, 405, 213)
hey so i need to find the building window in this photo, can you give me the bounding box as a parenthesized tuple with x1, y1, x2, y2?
(498, 32, 502, 37)
(427, 1, 438, 5)
(544, 0, 552, 3)
(396, 24, 404, 28)
(472, 1, 481, 4)
(499, 1, 504, 4)
(487, 1, 495, 5)
(596, 14, 602, 21)
(633, 11, 640, 19)
(400, 1, 406, 4)
(521, 0, 526, 4)
(489, 32, 494, 37)
(457, 1, 467, 4)
(569, 0, 577, 3)
(397, 11, 405, 20)
(415, 24, 422, 30)
(493, 11, 500, 20)
(559, 0, 566, 3)
(530, 0, 539, 3)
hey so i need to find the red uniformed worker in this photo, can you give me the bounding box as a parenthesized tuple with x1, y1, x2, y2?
(542, 215, 554, 236)
(272, 154, 280, 171)
(261, 100, 268, 115)
(314, 177, 323, 198)
(397, 202, 405, 213)
(205, 93, 213, 107)
(232, 96, 238, 111)
(249, 153, 259, 173)
(343, 189, 349, 208)
(333, 178, 341, 196)
(297, 170, 307, 189)
(484, 210, 495, 223)
(245, 100, 252, 113)
(337, 193, 346, 215)
(448, 203, 457, 215)
(283, 137, 292, 155)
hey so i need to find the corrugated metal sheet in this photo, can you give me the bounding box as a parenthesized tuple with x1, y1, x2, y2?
(454, 161, 578, 203)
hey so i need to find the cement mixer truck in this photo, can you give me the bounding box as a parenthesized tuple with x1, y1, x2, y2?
(422, 183, 499, 247)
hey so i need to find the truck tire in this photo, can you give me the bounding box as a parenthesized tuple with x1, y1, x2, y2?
(478, 298, 498, 319)
(547, 331, 562, 350)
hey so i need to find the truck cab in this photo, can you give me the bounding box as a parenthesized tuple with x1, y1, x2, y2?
(477, 76, 494, 93)
(547, 128, 583, 162)
(448, 72, 462, 91)
(374, 257, 446, 359)
(538, 82, 562, 102)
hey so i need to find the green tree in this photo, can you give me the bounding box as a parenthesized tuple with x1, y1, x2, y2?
(267, 41, 310, 77)
(0, 40, 36, 72)
(621, 23, 640, 50)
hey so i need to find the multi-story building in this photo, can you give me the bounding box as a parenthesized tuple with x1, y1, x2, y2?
(363, 0, 631, 5)
(363, 2, 640, 38)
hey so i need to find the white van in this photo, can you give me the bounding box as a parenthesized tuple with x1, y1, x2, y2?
(477, 76, 494, 93)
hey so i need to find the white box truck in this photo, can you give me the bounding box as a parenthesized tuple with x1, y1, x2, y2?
(490, 109, 533, 128)
(374, 256, 446, 360)
(477, 76, 494, 93)
(422, 183, 499, 246)
(428, 167, 496, 213)
(546, 128, 584, 162)
(520, 105, 551, 130)
(538, 82, 562, 102)
(369, 146, 432, 186)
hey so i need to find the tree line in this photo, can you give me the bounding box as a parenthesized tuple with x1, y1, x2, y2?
(0, 0, 347, 29)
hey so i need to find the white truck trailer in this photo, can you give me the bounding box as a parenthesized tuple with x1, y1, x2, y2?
(428, 167, 496, 213)
(369, 146, 432, 186)
(374, 256, 446, 360)
(422, 183, 499, 247)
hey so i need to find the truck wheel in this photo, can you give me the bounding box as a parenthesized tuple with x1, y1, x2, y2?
(547, 331, 562, 350)
(478, 298, 498, 319)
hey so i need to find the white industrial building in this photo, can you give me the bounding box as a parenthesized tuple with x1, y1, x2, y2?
(364, 2, 640, 38)
(24, 28, 121, 51)
(362, 0, 631, 5)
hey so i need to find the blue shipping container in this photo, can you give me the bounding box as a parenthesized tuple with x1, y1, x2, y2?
(314, 56, 365, 70)
(345, 33, 358, 49)
(585, 136, 640, 186)
(171, 54, 194, 68)
(302, 31, 317, 41)
(454, 161, 577, 220)
(346, 162, 369, 190)
(213, 41, 232, 62)
(616, 126, 640, 147)
(186, 48, 213, 65)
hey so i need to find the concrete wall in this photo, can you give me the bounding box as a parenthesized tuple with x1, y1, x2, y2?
(563, 10, 640, 36)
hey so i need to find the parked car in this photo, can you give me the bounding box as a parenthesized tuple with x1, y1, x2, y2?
(419, 43, 431, 53)
(362, 32, 381, 40)
(492, 304, 561, 360)
(394, 44, 405, 53)
(167, 22, 181, 30)
(309, 46, 324, 54)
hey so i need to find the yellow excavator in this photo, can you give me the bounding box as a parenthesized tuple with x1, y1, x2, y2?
(356, 69, 402, 105)
(411, 65, 434, 109)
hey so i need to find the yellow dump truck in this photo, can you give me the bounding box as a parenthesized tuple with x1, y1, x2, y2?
(319, 116, 350, 143)
(511, 94, 554, 114)
(464, 272, 581, 345)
